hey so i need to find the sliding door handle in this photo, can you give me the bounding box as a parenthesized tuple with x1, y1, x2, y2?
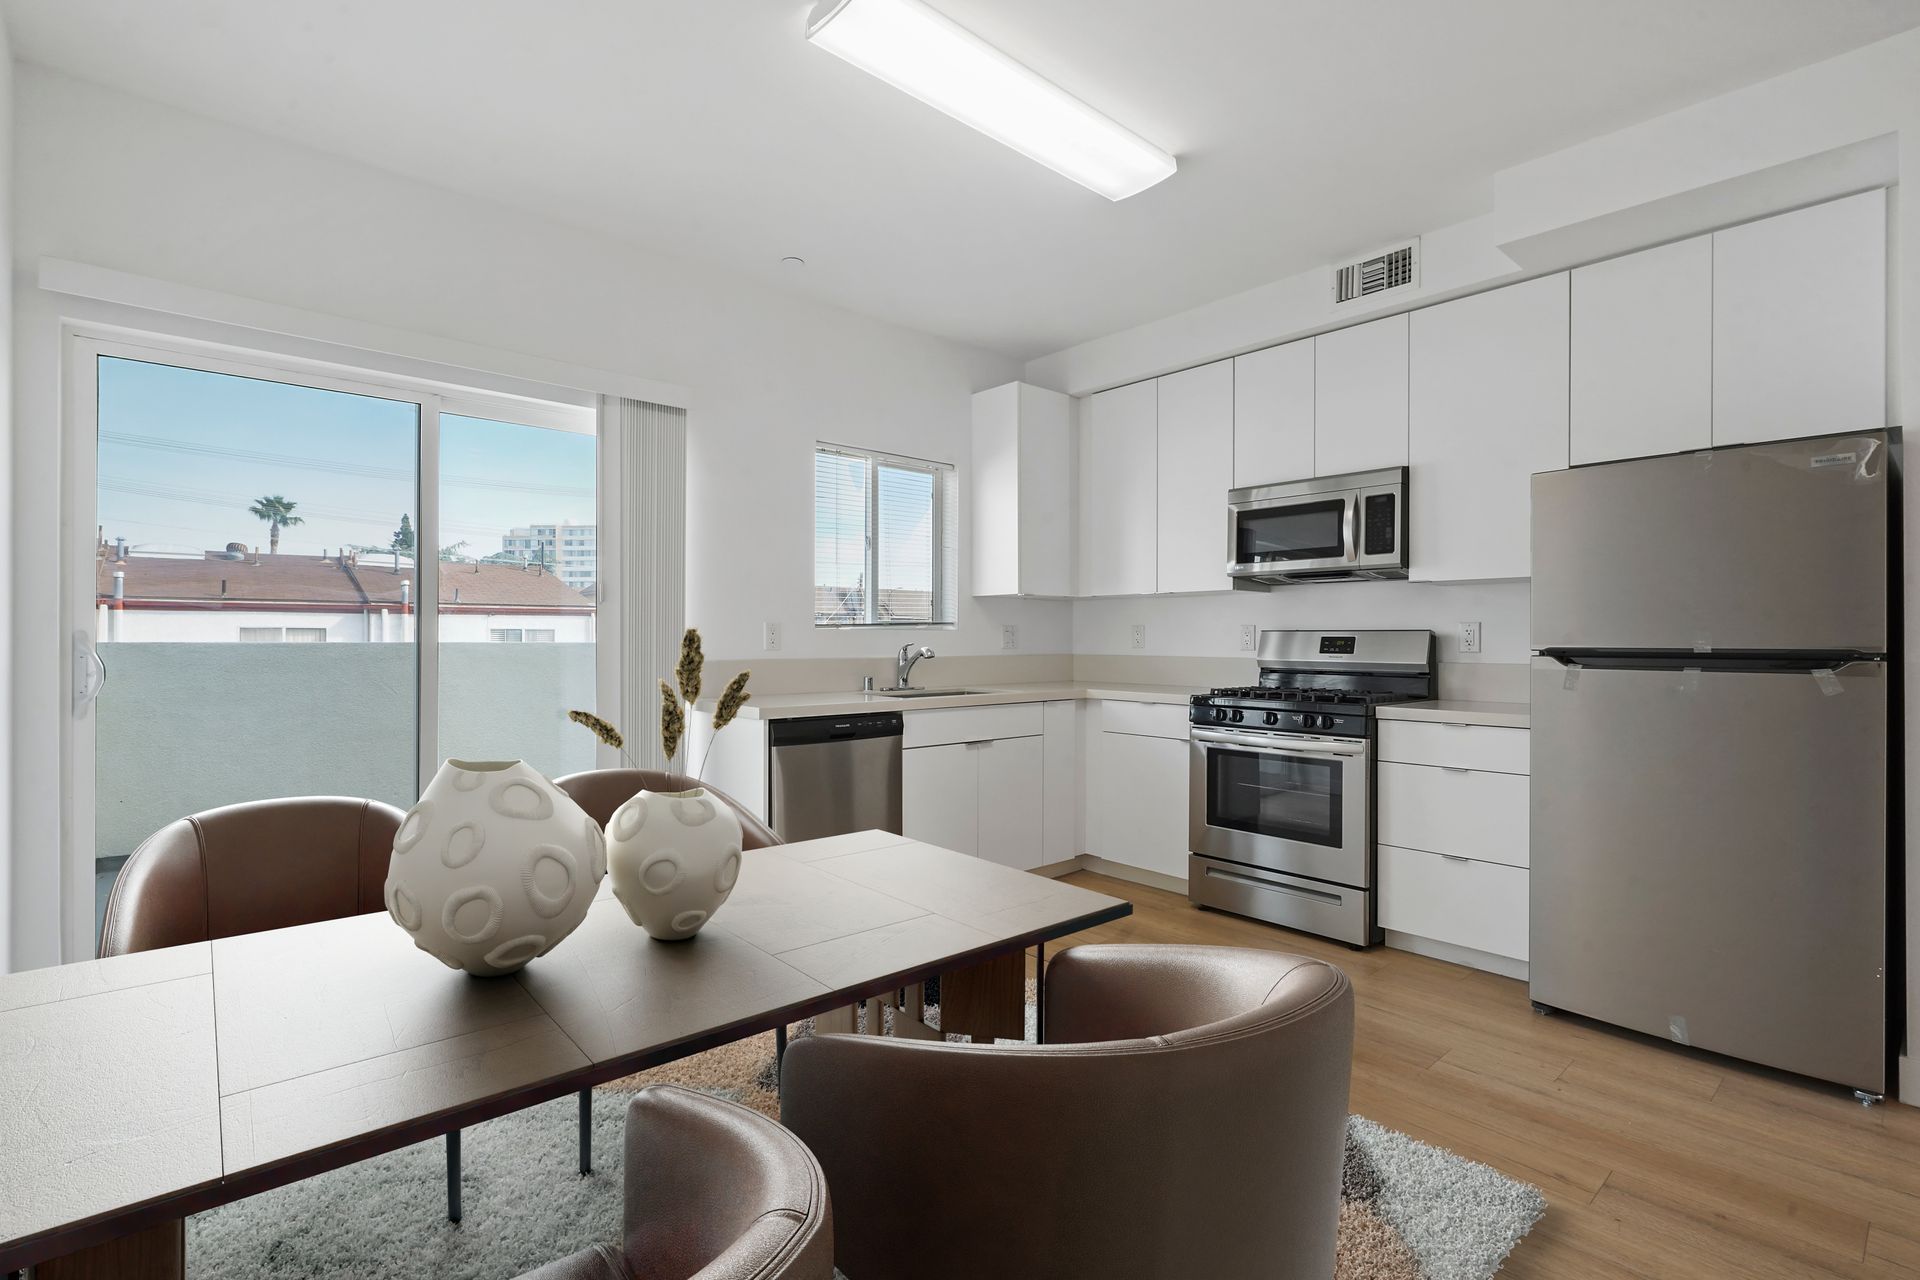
(73, 630, 107, 715)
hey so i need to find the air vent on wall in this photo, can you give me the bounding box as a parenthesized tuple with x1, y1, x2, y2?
(1333, 239, 1419, 305)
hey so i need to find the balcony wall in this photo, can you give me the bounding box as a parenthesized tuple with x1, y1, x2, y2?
(95, 642, 596, 861)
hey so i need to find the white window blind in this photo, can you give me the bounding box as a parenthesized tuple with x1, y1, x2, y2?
(814, 444, 955, 626)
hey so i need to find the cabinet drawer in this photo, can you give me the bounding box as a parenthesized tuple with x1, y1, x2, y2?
(1097, 700, 1191, 740)
(903, 703, 1043, 749)
(1378, 844, 1528, 961)
(1378, 762, 1529, 868)
(1377, 720, 1529, 774)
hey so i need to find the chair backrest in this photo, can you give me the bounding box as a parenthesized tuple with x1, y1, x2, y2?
(98, 796, 406, 957)
(781, 944, 1353, 1280)
(623, 1086, 834, 1280)
(554, 769, 779, 850)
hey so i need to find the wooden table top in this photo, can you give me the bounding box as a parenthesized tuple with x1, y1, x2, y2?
(0, 832, 1129, 1269)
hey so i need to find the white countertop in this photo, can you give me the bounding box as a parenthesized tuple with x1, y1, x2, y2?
(1375, 699, 1531, 729)
(704, 681, 1201, 721)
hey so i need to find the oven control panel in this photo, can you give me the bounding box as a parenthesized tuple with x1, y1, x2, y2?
(1188, 702, 1368, 738)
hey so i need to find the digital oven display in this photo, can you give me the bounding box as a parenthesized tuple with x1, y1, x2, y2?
(1318, 636, 1356, 655)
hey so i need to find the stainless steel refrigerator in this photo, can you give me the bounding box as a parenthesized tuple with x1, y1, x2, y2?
(1529, 430, 1895, 1098)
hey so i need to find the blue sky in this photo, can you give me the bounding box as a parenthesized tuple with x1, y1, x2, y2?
(97, 357, 594, 559)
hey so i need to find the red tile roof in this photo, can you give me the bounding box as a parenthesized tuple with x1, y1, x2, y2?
(97, 552, 592, 611)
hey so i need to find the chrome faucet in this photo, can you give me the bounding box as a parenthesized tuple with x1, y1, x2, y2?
(895, 643, 935, 689)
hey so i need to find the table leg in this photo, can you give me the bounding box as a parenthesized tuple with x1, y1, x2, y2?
(35, 1218, 183, 1279)
(447, 1129, 462, 1223)
(1035, 941, 1046, 1043)
(578, 1088, 592, 1175)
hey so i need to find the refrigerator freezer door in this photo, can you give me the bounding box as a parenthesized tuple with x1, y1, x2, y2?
(1530, 657, 1888, 1093)
(1532, 433, 1888, 653)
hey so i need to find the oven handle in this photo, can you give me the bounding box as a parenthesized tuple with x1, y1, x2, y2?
(1191, 728, 1367, 759)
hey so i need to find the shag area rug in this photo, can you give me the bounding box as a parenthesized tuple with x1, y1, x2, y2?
(190, 1015, 1543, 1280)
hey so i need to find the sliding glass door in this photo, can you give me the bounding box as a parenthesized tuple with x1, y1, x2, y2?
(70, 336, 602, 954)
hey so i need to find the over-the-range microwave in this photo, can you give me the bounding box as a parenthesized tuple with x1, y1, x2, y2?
(1226, 467, 1408, 587)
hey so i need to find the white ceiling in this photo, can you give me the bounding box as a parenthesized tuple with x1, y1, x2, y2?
(10, 0, 1920, 359)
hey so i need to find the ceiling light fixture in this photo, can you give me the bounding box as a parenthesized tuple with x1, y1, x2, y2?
(805, 0, 1176, 201)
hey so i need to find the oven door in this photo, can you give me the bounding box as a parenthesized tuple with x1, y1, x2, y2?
(1227, 492, 1355, 577)
(1188, 728, 1370, 888)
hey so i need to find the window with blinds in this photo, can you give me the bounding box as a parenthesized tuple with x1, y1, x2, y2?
(814, 444, 955, 626)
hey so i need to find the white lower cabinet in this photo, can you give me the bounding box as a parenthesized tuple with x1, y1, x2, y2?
(1377, 763, 1529, 869)
(976, 736, 1045, 871)
(902, 742, 982, 857)
(901, 718, 1045, 871)
(1378, 845, 1528, 962)
(1374, 720, 1530, 970)
(1087, 724, 1190, 881)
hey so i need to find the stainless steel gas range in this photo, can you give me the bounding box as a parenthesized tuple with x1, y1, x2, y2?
(1187, 629, 1436, 947)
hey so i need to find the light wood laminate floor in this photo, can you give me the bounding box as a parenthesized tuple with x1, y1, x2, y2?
(1043, 871, 1920, 1279)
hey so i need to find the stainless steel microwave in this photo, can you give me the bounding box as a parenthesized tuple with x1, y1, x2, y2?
(1226, 467, 1408, 586)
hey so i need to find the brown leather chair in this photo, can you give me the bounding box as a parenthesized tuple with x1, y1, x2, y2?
(517, 1086, 835, 1280)
(98, 795, 405, 957)
(555, 769, 779, 850)
(781, 944, 1353, 1280)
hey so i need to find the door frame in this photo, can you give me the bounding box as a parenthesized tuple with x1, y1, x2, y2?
(60, 325, 603, 961)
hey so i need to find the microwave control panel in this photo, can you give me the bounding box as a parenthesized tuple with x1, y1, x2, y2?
(1362, 494, 1397, 555)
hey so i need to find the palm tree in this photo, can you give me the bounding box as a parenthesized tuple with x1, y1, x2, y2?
(248, 495, 304, 554)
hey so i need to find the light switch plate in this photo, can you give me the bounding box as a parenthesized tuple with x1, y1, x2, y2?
(1002, 624, 1018, 650)
(1239, 624, 1257, 651)
(1459, 621, 1481, 654)
(763, 621, 781, 651)
(1130, 623, 1146, 650)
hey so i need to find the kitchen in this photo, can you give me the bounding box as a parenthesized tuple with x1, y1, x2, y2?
(700, 185, 1895, 1104)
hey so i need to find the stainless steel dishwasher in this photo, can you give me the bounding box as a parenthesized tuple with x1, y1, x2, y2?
(766, 712, 903, 842)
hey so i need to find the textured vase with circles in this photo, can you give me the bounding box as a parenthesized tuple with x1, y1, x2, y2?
(383, 759, 606, 976)
(605, 787, 744, 941)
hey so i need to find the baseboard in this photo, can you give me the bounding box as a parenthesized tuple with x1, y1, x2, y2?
(1030, 858, 1082, 880)
(1075, 855, 1188, 895)
(1383, 930, 1528, 981)
(1901, 1053, 1916, 1107)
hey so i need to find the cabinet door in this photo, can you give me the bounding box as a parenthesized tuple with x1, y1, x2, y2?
(1409, 273, 1570, 582)
(1571, 236, 1711, 464)
(1041, 701, 1079, 865)
(1155, 360, 1233, 594)
(976, 736, 1045, 871)
(1232, 340, 1314, 487)
(1713, 190, 1886, 446)
(1085, 381, 1158, 595)
(902, 743, 978, 857)
(1092, 732, 1191, 879)
(1315, 313, 1408, 475)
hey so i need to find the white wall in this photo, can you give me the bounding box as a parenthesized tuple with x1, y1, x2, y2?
(1038, 27, 1920, 1102)
(1074, 582, 1530, 665)
(0, 21, 14, 974)
(6, 64, 1071, 970)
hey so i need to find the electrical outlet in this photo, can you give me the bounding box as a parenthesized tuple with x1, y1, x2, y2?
(1239, 624, 1257, 651)
(1130, 623, 1146, 650)
(1002, 624, 1018, 650)
(763, 621, 781, 652)
(1459, 621, 1482, 655)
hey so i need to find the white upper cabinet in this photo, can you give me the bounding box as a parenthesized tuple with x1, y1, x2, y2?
(1082, 380, 1158, 596)
(1409, 272, 1570, 583)
(970, 382, 1072, 597)
(1571, 236, 1712, 464)
(1155, 359, 1234, 594)
(1315, 313, 1408, 476)
(1232, 340, 1314, 488)
(1713, 189, 1887, 446)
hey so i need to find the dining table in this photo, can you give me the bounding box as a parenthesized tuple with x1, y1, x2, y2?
(0, 829, 1130, 1278)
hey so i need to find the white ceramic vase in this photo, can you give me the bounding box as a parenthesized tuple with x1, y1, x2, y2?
(605, 786, 744, 941)
(384, 759, 605, 976)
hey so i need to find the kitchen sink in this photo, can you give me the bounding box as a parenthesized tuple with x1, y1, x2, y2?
(872, 687, 986, 698)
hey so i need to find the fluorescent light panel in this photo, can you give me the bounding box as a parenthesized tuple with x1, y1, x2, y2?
(807, 0, 1176, 201)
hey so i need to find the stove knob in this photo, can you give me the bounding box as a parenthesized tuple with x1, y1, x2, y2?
(1213, 707, 1229, 722)
(1230, 709, 1245, 723)
(1263, 711, 1279, 727)
(1308, 714, 1328, 731)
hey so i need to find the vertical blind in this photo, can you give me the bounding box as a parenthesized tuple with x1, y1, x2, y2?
(814, 444, 954, 625)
